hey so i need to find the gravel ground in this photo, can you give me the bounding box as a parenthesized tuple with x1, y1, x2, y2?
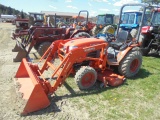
(0, 23, 88, 120)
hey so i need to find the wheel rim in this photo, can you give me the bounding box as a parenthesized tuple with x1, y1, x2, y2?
(81, 72, 95, 88)
(130, 59, 139, 73)
(107, 28, 115, 34)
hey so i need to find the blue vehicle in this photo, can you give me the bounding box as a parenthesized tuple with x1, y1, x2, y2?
(120, 11, 143, 31)
(120, 11, 150, 38)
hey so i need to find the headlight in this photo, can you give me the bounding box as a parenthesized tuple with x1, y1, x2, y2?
(149, 26, 153, 31)
(63, 46, 78, 53)
(69, 46, 78, 51)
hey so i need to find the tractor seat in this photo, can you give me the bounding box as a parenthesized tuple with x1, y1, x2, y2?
(110, 30, 129, 50)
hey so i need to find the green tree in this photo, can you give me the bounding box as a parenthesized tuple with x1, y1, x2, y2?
(5, 9, 9, 14)
(0, 9, 2, 14)
(141, 0, 160, 5)
(0, 4, 27, 16)
(8, 7, 12, 15)
(20, 10, 25, 18)
(12, 9, 16, 15)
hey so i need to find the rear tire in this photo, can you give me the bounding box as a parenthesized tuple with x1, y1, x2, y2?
(75, 66, 97, 90)
(34, 44, 39, 50)
(130, 29, 138, 38)
(37, 42, 51, 56)
(92, 26, 99, 36)
(118, 48, 142, 78)
(74, 32, 91, 38)
(102, 25, 115, 34)
(139, 34, 150, 56)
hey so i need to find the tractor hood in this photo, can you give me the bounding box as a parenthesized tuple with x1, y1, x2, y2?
(64, 38, 106, 49)
(120, 24, 139, 30)
(141, 26, 150, 33)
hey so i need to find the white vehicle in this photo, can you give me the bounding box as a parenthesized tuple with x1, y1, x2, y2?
(0, 14, 17, 22)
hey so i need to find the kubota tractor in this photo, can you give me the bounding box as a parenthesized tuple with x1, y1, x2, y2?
(13, 3, 144, 116)
(140, 7, 160, 55)
(91, 13, 116, 36)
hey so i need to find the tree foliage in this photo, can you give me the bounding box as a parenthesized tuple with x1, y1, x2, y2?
(141, 0, 160, 5)
(20, 10, 25, 19)
(0, 4, 27, 18)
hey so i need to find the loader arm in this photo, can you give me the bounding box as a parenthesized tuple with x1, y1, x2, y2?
(39, 42, 108, 93)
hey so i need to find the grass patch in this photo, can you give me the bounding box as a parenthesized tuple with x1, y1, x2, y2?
(55, 56, 160, 120)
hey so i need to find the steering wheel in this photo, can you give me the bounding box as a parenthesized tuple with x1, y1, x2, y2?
(98, 33, 115, 42)
(106, 33, 115, 42)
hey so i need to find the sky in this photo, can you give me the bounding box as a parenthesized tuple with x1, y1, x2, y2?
(0, 0, 142, 16)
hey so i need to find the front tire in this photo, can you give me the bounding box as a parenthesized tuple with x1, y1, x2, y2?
(118, 48, 142, 78)
(74, 32, 91, 38)
(102, 25, 115, 34)
(37, 42, 51, 56)
(75, 66, 97, 90)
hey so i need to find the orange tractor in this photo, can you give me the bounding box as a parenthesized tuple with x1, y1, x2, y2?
(71, 12, 95, 33)
(13, 3, 145, 115)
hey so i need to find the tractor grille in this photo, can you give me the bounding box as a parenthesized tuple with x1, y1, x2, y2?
(87, 50, 100, 58)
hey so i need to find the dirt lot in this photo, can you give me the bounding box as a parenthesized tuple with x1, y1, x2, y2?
(0, 23, 89, 120)
(2, 23, 160, 120)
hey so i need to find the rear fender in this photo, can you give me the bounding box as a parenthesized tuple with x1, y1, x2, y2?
(87, 22, 96, 30)
(65, 28, 75, 39)
(117, 46, 140, 63)
(141, 26, 150, 34)
(70, 29, 88, 38)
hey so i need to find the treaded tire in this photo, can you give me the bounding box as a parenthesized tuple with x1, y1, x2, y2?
(75, 66, 97, 90)
(74, 32, 91, 38)
(118, 48, 142, 78)
(34, 22, 43, 26)
(37, 42, 51, 56)
(139, 34, 150, 56)
(130, 29, 138, 38)
(34, 44, 39, 50)
(102, 25, 115, 34)
(92, 26, 99, 36)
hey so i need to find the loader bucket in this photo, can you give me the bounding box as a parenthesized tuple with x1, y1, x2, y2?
(12, 43, 22, 52)
(13, 40, 28, 62)
(14, 58, 50, 115)
(12, 41, 24, 52)
(13, 50, 27, 62)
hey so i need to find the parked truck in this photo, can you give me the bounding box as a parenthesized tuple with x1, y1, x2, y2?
(0, 14, 17, 22)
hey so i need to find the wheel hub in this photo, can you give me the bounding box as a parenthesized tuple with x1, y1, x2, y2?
(81, 72, 95, 87)
(130, 59, 139, 73)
